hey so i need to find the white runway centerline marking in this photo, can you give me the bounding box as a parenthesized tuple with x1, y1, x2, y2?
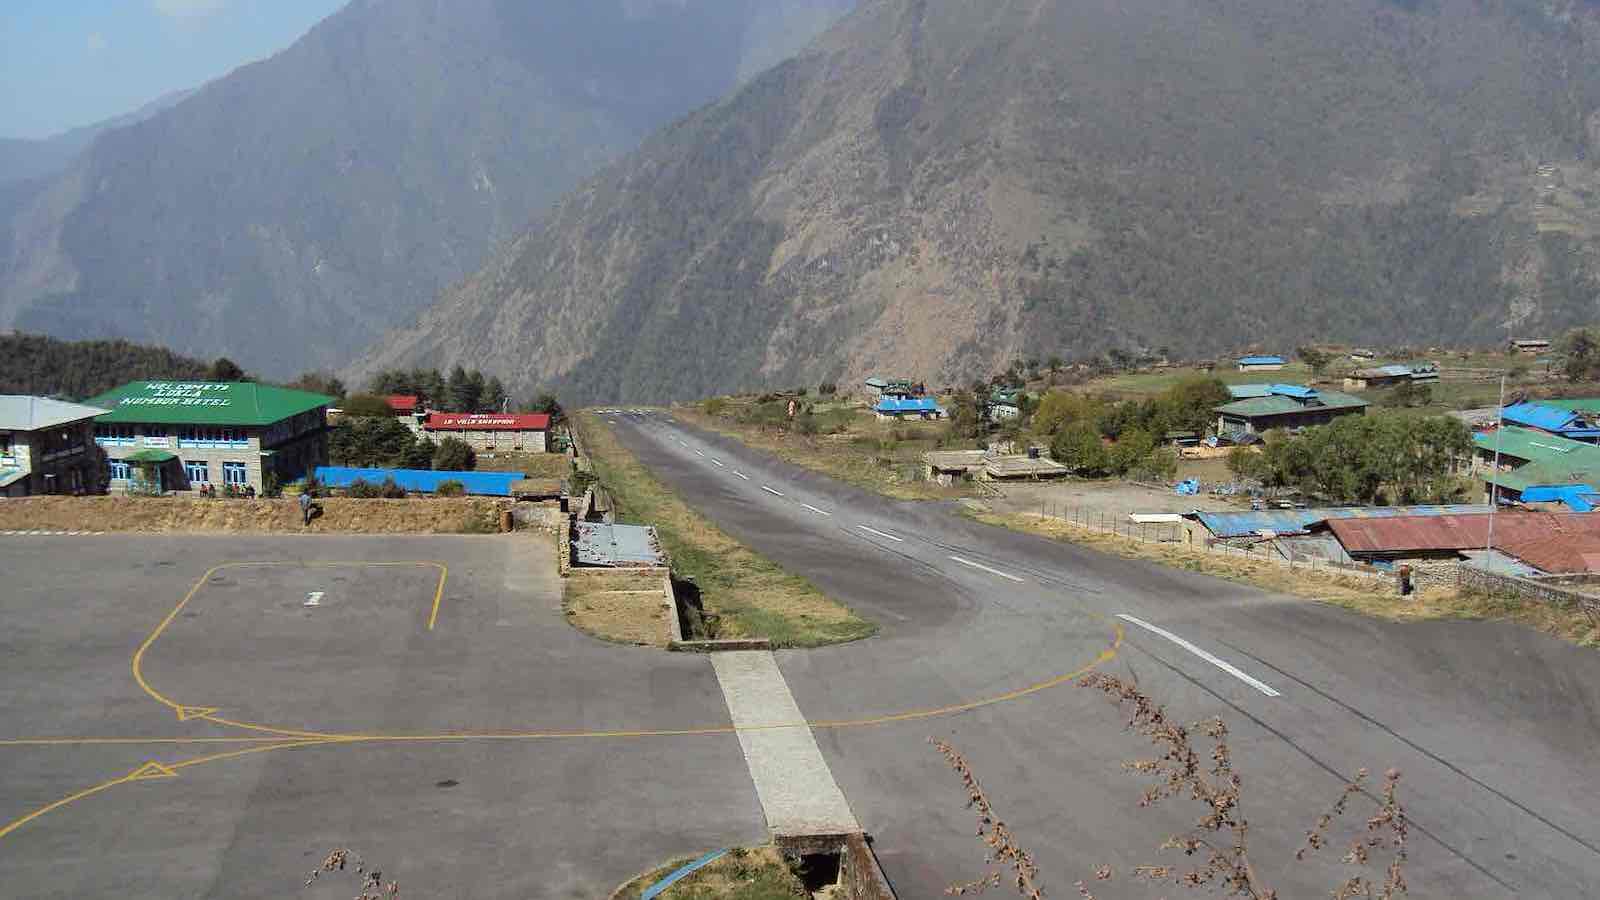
(948, 555, 1025, 583)
(857, 525, 903, 542)
(732, 471, 750, 480)
(761, 485, 785, 497)
(801, 503, 832, 517)
(710, 458, 726, 467)
(1115, 614, 1281, 698)
(695, 449, 706, 457)
(677, 439, 689, 447)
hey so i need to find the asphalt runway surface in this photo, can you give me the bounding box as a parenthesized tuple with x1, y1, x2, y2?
(599, 408, 1600, 899)
(4, 417, 1599, 899)
(0, 534, 765, 898)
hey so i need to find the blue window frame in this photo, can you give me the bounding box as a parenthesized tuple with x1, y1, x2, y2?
(108, 459, 132, 481)
(184, 460, 210, 484)
(222, 462, 248, 486)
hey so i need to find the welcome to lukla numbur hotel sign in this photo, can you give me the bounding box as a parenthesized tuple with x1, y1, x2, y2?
(118, 383, 233, 407)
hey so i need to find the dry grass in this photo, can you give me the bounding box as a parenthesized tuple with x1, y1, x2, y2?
(674, 403, 972, 501)
(0, 495, 510, 534)
(563, 572, 672, 647)
(610, 846, 807, 900)
(476, 449, 572, 478)
(579, 412, 875, 648)
(966, 509, 1600, 648)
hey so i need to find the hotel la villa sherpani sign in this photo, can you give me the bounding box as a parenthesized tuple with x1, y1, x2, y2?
(117, 384, 233, 407)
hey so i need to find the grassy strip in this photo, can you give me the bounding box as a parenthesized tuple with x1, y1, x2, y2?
(579, 412, 875, 648)
(675, 403, 971, 501)
(611, 846, 808, 900)
(965, 508, 1600, 648)
(563, 571, 673, 647)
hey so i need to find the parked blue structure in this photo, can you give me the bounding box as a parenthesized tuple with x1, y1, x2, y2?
(1519, 484, 1600, 513)
(315, 466, 525, 496)
(1265, 383, 1317, 399)
(1499, 403, 1600, 442)
(1189, 504, 1491, 539)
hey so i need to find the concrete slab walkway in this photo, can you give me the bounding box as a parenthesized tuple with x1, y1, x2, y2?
(711, 650, 860, 837)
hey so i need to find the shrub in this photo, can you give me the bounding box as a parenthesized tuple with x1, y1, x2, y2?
(432, 436, 476, 471)
(434, 479, 466, 497)
(344, 478, 382, 499)
(703, 397, 727, 416)
(378, 477, 407, 499)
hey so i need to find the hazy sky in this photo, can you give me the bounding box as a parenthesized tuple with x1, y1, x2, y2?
(1, 0, 347, 139)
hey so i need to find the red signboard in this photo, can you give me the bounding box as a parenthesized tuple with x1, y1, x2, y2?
(425, 413, 551, 431)
(385, 395, 420, 413)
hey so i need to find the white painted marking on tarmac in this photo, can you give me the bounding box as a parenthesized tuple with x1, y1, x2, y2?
(732, 471, 750, 480)
(761, 485, 785, 497)
(857, 525, 903, 543)
(1115, 614, 1281, 697)
(303, 591, 324, 608)
(695, 449, 706, 457)
(948, 555, 1025, 583)
(801, 503, 831, 517)
(677, 439, 689, 447)
(710, 458, 726, 467)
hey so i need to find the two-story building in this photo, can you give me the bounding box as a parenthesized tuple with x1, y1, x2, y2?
(1212, 384, 1368, 436)
(88, 381, 333, 494)
(0, 396, 109, 497)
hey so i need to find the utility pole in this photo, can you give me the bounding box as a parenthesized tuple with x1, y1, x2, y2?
(1485, 373, 1506, 571)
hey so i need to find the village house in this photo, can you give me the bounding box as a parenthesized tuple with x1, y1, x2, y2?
(423, 412, 550, 452)
(1212, 384, 1367, 436)
(1498, 403, 1600, 443)
(88, 381, 332, 495)
(1509, 338, 1551, 355)
(0, 396, 109, 497)
(1342, 362, 1439, 391)
(1235, 355, 1286, 372)
(874, 397, 945, 420)
(988, 388, 1024, 421)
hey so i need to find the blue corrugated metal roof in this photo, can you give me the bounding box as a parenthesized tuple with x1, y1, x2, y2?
(1228, 383, 1274, 398)
(1501, 403, 1582, 433)
(876, 397, 944, 414)
(1520, 484, 1600, 512)
(315, 466, 524, 496)
(1268, 384, 1316, 399)
(1237, 355, 1286, 365)
(1192, 504, 1491, 538)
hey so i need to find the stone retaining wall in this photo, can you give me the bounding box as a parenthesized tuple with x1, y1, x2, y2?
(1458, 565, 1600, 618)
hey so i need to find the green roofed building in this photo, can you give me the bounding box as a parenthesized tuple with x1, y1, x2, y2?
(1212, 384, 1367, 436)
(1472, 425, 1600, 500)
(87, 381, 333, 495)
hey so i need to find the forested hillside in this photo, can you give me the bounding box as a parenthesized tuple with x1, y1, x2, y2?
(0, 0, 855, 378)
(0, 332, 212, 400)
(358, 0, 1600, 405)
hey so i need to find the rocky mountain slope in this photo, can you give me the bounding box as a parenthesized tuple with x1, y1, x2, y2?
(0, 0, 854, 377)
(358, 0, 1600, 405)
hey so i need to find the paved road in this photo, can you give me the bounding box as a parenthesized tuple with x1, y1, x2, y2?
(602, 409, 1600, 899)
(0, 534, 765, 899)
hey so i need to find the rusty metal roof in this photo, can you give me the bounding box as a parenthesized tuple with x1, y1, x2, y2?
(1496, 533, 1600, 574)
(1321, 511, 1600, 554)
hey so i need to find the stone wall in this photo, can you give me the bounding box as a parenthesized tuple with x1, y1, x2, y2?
(841, 833, 897, 900)
(1457, 565, 1600, 617)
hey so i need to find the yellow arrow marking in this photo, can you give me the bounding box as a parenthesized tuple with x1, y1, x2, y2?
(127, 761, 179, 781)
(175, 706, 218, 722)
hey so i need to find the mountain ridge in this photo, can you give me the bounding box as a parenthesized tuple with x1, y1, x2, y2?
(0, 0, 855, 378)
(354, 0, 1600, 405)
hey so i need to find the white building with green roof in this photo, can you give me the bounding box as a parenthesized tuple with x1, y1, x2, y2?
(87, 381, 333, 494)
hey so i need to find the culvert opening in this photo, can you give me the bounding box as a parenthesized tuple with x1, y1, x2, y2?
(793, 851, 842, 896)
